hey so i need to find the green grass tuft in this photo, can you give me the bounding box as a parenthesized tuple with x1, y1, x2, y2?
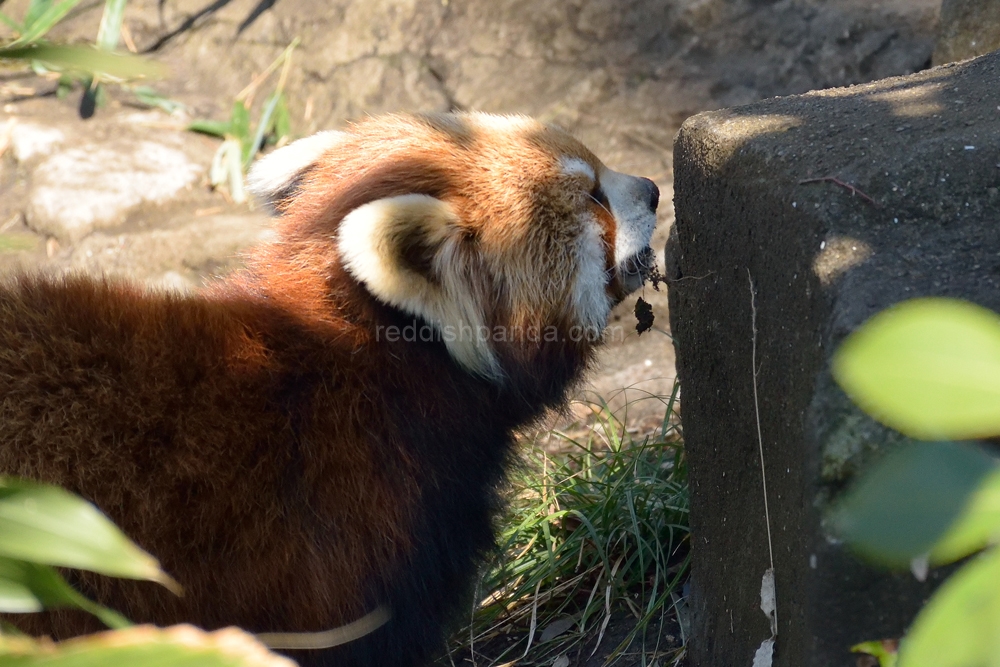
(448, 383, 689, 667)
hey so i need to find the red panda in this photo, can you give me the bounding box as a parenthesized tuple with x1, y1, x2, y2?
(0, 112, 659, 666)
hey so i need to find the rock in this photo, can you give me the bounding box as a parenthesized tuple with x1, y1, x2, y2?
(669, 50, 1000, 667)
(0, 100, 249, 284)
(9, 122, 65, 163)
(26, 139, 204, 243)
(934, 0, 1000, 65)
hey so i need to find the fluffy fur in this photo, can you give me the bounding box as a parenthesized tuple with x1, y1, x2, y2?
(0, 112, 658, 667)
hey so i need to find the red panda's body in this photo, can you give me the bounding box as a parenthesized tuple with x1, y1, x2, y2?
(0, 113, 658, 667)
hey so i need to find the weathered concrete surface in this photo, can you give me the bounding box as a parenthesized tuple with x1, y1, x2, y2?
(933, 0, 1000, 65)
(669, 51, 1000, 666)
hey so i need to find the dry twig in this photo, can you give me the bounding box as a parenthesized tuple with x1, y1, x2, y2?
(798, 176, 879, 207)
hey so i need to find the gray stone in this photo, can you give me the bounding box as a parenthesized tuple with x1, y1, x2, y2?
(26, 139, 203, 243)
(934, 0, 1000, 65)
(0, 100, 246, 285)
(668, 50, 1000, 666)
(9, 122, 65, 163)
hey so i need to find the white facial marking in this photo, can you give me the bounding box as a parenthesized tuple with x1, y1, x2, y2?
(573, 215, 613, 331)
(599, 168, 657, 264)
(560, 157, 596, 181)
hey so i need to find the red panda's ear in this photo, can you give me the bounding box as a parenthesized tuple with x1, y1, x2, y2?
(338, 195, 502, 381)
(247, 131, 348, 214)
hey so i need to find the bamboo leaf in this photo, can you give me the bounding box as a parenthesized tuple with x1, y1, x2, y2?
(132, 86, 186, 114)
(187, 118, 233, 138)
(246, 92, 282, 169)
(95, 0, 127, 52)
(0, 558, 67, 614)
(23, 0, 58, 32)
(11, 0, 84, 46)
(851, 640, 898, 667)
(209, 138, 246, 204)
(0, 624, 297, 666)
(0, 557, 130, 629)
(0, 478, 179, 594)
(229, 101, 252, 162)
(0, 11, 24, 33)
(225, 138, 247, 204)
(272, 94, 291, 144)
(0, 44, 166, 80)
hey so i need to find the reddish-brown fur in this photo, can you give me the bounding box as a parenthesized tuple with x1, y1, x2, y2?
(0, 113, 653, 667)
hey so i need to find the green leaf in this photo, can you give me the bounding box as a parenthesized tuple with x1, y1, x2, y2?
(0, 624, 297, 667)
(10, 0, 84, 46)
(0, 44, 166, 80)
(23, 0, 56, 31)
(0, 478, 179, 593)
(0, 557, 130, 629)
(852, 640, 898, 667)
(246, 92, 282, 169)
(898, 547, 1000, 667)
(829, 441, 997, 566)
(187, 118, 233, 138)
(0, 11, 24, 33)
(272, 95, 291, 145)
(95, 0, 127, 52)
(132, 86, 186, 114)
(833, 298, 1000, 440)
(0, 558, 69, 613)
(209, 138, 246, 204)
(931, 468, 1000, 564)
(190, 101, 251, 146)
(229, 101, 253, 162)
(55, 74, 73, 98)
(225, 138, 247, 204)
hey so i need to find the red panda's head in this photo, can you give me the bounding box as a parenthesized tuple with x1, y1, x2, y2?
(248, 113, 659, 382)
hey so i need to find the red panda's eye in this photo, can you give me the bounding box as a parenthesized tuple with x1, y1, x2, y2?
(590, 183, 609, 209)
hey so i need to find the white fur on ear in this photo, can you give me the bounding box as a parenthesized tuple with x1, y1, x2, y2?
(247, 131, 348, 213)
(338, 195, 502, 381)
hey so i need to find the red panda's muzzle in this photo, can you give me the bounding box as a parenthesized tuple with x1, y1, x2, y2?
(609, 245, 655, 305)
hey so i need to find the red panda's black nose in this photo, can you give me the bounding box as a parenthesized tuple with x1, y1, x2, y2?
(640, 178, 659, 212)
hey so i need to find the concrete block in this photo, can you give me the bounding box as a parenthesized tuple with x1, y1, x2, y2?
(668, 51, 1000, 666)
(934, 0, 1000, 65)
